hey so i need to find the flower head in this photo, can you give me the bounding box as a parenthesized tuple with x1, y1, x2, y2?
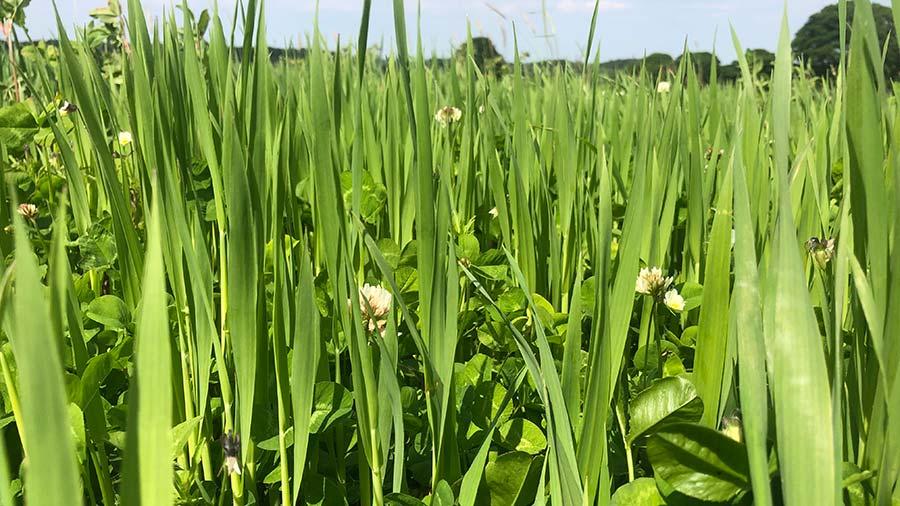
(488, 207, 499, 219)
(806, 237, 835, 269)
(221, 431, 241, 475)
(663, 289, 685, 313)
(720, 412, 743, 443)
(635, 266, 673, 299)
(657, 81, 671, 93)
(434, 106, 462, 127)
(16, 203, 38, 221)
(58, 100, 77, 116)
(118, 131, 133, 147)
(355, 283, 392, 335)
(705, 146, 725, 161)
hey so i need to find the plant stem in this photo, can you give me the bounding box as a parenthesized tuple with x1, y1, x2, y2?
(616, 399, 635, 482)
(2, 20, 20, 102)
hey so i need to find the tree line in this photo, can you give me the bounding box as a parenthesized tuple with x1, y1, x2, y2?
(462, 1, 899, 82)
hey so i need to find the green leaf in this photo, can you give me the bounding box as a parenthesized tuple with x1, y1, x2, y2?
(85, 295, 130, 329)
(482, 451, 543, 506)
(647, 423, 751, 502)
(170, 416, 202, 460)
(73, 352, 113, 409)
(496, 417, 547, 455)
(258, 426, 294, 451)
(0, 102, 39, 152)
(610, 478, 666, 506)
(627, 377, 704, 443)
(309, 382, 354, 434)
(432, 480, 455, 506)
(384, 493, 427, 506)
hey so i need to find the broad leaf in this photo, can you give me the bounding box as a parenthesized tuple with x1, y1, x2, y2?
(647, 423, 751, 502)
(628, 377, 704, 443)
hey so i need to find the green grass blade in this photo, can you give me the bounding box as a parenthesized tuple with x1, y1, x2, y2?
(767, 10, 838, 505)
(733, 142, 774, 506)
(8, 214, 82, 505)
(122, 183, 173, 506)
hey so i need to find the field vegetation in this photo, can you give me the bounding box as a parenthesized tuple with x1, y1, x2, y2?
(0, 0, 898, 504)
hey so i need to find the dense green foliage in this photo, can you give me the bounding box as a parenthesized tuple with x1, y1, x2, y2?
(0, 0, 899, 505)
(793, 1, 900, 77)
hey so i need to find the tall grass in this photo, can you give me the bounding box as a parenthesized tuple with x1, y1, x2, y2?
(0, 0, 898, 504)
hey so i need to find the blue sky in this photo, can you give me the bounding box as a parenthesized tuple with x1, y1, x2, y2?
(22, 0, 873, 62)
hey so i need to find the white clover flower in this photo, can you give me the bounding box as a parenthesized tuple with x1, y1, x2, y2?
(657, 81, 671, 93)
(488, 207, 499, 219)
(118, 131, 133, 146)
(355, 283, 392, 335)
(635, 266, 672, 297)
(434, 106, 462, 128)
(478, 104, 485, 114)
(663, 289, 685, 313)
(16, 203, 38, 220)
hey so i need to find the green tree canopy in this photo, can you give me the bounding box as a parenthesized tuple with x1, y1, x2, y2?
(455, 36, 505, 74)
(675, 52, 721, 84)
(792, 1, 900, 78)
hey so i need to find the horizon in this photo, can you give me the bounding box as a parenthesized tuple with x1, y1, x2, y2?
(16, 0, 886, 63)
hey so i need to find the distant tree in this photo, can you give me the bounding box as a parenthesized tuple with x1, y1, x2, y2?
(456, 36, 505, 74)
(675, 52, 721, 84)
(792, 2, 900, 78)
(645, 53, 674, 77)
(746, 48, 776, 78)
(718, 62, 741, 82)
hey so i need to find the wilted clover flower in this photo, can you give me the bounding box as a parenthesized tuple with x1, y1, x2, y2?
(118, 131, 133, 147)
(720, 411, 743, 443)
(58, 100, 77, 116)
(705, 146, 725, 162)
(805, 237, 835, 269)
(657, 81, 671, 93)
(354, 283, 392, 336)
(434, 106, 462, 127)
(221, 431, 241, 476)
(16, 203, 38, 221)
(663, 289, 685, 313)
(635, 266, 673, 299)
